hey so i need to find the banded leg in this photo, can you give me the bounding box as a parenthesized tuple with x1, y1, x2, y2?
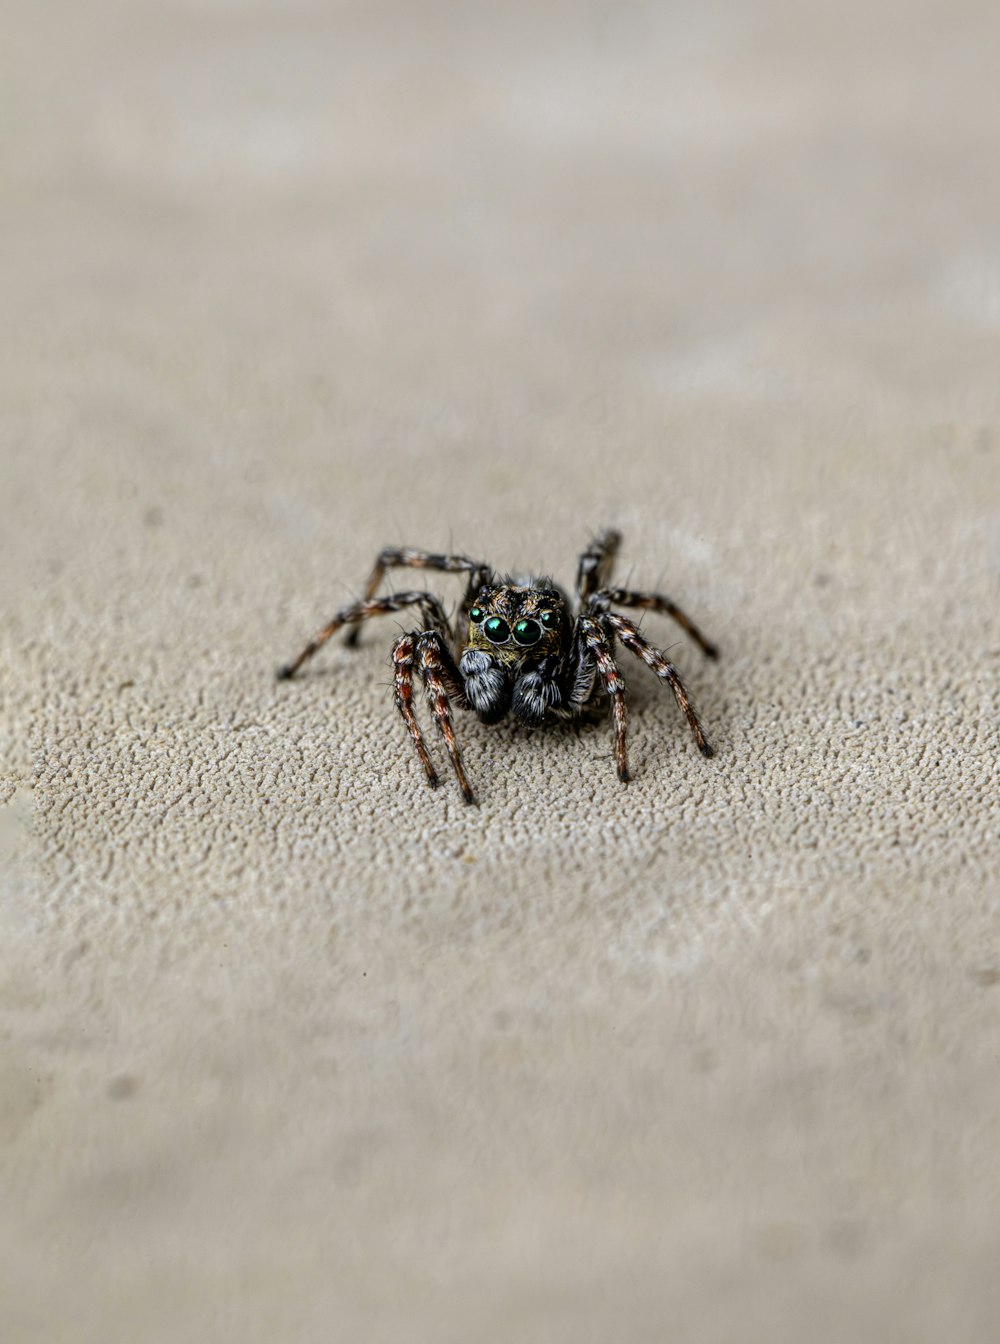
(277, 591, 450, 680)
(591, 587, 719, 659)
(391, 634, 440, 789)
(416, 633, 477, 804)
(343, 547, 492, 648)
(577, 615, 630, 783)
(606, 612, 714, 757)
(576, 529, 622, 602)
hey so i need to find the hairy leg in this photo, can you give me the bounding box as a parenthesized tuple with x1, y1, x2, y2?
(391, 633, 440, 788)
(343, 547, 492, 648)
(590, 587, 718, 659)
(277, 591, 450, 680)
(417, 633, 477, 804)
(577, 615, 630, 783)
(606, 612, 714, 757)
(576, 529, 622, 602)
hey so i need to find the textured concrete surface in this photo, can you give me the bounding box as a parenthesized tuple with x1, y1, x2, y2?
(2, 2, 999, 1341)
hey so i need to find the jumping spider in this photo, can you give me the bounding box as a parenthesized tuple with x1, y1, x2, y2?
(277, 529, 718, 804)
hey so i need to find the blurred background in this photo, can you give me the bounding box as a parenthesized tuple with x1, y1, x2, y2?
(6, 0, 999, 596)
(3, 2, 999, 1342)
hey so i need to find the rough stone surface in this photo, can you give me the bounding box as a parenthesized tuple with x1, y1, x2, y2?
(2, 2, 999, 1341)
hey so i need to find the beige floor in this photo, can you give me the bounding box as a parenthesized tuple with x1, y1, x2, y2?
(2, 2, 999, 1340)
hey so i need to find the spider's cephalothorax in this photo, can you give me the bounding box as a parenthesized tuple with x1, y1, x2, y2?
(461, 582, 570, 727)
(277, 531, 719, 805)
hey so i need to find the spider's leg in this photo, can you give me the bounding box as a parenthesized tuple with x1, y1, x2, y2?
(416, 632, 477, 805)
(564, 620, 598, 711)
(589, 587, 718, 659)
(606, 612, 714, 757)
(424, 635, 470, 710)
(391, 633, 440, 789)
(577, 615, 630, 783)
(277, 591, 449, 680)
(576, 529, 622, 602)
(344, 547, 492, 648)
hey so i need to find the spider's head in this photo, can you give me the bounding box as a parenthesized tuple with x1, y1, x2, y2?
(460, 582, 570, 725)
(465, 582, 569, 669)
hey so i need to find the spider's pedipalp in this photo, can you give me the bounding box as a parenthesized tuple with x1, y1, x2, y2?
(606, 612, 714, 757)
(577, 615, 630, 783)
(459, 648, 512, 724)
(277, 591, 450, 680)
(511, 655, 563, 727)
(591, 586, 718, 659)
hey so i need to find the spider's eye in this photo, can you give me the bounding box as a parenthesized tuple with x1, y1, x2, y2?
(539, 610, 560, 629)
(513, 618, 541, 646)
(470, 606, 484, 623)
(483, 616, 511, 644)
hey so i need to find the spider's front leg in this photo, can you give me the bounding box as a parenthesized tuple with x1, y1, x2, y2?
(413, 631, 477, 805)
(277, 591, 450, 680)
(391, 633, 441, 789)
(576, 615, 631, 783)
(343, 547, 492, 648)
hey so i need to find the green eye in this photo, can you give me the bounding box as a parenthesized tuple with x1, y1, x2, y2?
(484, 616, 511, 644)
(539, 610, 560, 629)
(513, 618, 541, 646)
(470, 607, 484, 623)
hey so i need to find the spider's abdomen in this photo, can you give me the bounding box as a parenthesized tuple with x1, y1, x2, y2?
(459, 648, 511, 724)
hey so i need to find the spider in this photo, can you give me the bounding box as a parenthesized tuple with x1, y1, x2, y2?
(277, 530, 718, 804)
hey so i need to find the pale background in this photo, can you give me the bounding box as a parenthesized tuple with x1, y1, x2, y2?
(2, 1, 999, 1341)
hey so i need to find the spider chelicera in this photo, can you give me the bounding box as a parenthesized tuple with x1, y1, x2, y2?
(277, 529, 718, 804)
